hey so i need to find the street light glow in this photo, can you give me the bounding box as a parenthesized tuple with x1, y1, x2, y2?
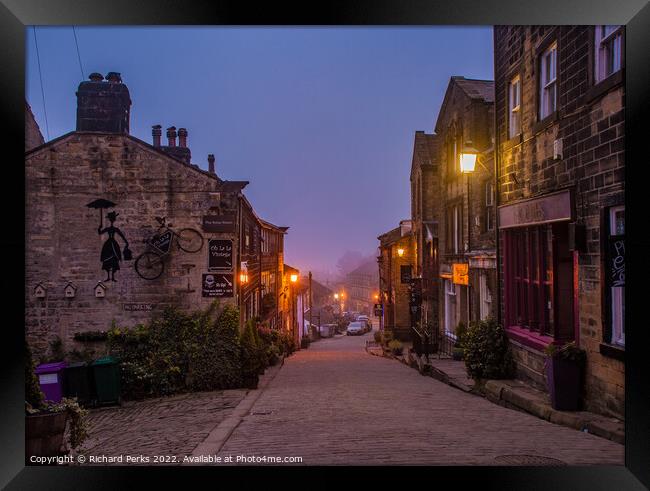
(397, 248, 405, 257)
(290, 274, 298, 283)
(459, 145, 479, 173)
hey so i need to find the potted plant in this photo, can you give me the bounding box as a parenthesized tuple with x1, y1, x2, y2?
(452, 322, 467, 360)
(388, 340, 403, 356)
(544, 341, 587, 411)
(25, 341, 89, 462)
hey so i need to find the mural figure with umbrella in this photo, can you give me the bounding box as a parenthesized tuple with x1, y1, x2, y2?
(86, 199, 131, 282)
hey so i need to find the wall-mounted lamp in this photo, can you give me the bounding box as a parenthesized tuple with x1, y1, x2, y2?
(239, 273, 249, 284)
(397, 248, 405, 257)
(290, 274, 298, 283)
(459, 144, 479, 173)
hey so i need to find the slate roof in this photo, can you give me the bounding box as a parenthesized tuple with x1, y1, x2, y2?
(453, 76, 495, 103)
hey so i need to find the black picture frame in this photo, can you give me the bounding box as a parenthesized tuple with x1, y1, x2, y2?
(3, 0, 649, 489)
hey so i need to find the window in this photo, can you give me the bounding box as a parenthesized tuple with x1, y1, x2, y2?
(539, 42, 557, 120)
(505, 225, 554, 335)
(509, 75, 522, 138)
(609, 206, 625, 347)
(479, 271, 492, 320)
(484, 181, 494, 232)
(444, 279, 457, 336)
(452, 204, 462, 254)
(595, 26, 623, 83)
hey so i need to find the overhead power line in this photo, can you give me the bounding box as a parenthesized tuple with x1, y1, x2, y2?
(32, 26, 50, 141)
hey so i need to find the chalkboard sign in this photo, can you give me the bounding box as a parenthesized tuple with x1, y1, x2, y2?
(208, 239, 233, 271)
(400, 265, 412, 284)
(608, 235, 624, 287)
(202, 273, 234, 298)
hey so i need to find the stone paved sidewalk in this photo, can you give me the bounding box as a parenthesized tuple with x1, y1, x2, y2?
(75, 388, 247, 465)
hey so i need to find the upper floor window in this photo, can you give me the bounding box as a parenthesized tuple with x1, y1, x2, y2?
(484, 181, 495, 232)
(539, 41, 557, 120)
(509, 75, 522, 138)
(595, 25, 623, 83)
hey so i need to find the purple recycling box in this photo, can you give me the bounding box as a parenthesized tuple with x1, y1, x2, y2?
(35, 362, 68, 403)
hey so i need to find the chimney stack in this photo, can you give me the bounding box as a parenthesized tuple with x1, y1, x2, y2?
(166, 126, 177, 147)
(208, 154, 215, 174)
(76, 71, 131, 133)
(178, 128, 188, 148)
(152, 125, 162, 147)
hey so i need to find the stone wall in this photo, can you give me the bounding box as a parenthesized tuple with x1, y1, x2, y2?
(494, 26, 625, 419)
(25, 132, 240, 358)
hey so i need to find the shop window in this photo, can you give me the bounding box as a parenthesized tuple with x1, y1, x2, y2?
(509, 75, 522, 138)
(595, 26, 623, 83)
(479, 271, 492, 320)
(608, 206, 625, 347)
(505, 223, 574, 340)
(539, 41, 557, 120)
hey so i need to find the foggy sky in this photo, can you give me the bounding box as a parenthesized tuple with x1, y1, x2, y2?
(26, 26, 494, 274)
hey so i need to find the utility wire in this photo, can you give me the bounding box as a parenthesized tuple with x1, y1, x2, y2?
(32, 26, 50, 141)
(72, 26, 84, 80)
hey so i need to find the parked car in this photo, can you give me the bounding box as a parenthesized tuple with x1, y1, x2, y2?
(356, 315, 371, 332)
(346, 321, 367, 336)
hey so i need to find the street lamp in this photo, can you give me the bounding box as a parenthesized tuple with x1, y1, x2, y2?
(290, 274, 298, 283)
(397, 248, 405, 257)
(459, 145, 479, 173)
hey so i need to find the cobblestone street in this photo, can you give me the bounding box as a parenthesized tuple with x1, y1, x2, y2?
(76, 323, 624, 467)
(213, 323, 624, 466)
(78, 389, 247, 465)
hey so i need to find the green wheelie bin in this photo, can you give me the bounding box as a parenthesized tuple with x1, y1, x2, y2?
(91, 356, 121, 405)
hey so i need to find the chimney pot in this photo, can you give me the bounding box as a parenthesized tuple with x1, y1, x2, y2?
(208, 154, 215, 174)
(106, 72, 122, 83)
(166, 126, 177, 147)
(89, 72, 104, 82)
(178, 128, 188, 148)
(152, 125, 162, 147)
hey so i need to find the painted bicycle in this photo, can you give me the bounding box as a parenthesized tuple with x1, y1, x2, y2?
(134, 216, 204, 280)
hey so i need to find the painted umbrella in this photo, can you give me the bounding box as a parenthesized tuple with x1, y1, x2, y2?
(86, 199, 116, 229)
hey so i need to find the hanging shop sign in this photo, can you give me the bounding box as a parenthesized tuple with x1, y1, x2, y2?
(202, 214, 236, 233)
(202, 273, 234, 298)
(608, 235, 625, 287)
(452, 263, 469, 285)
(208, 239, 233, 271)
(498, 189, 573, 229)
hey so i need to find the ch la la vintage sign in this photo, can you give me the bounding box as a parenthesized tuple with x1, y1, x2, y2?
(208, 239, 233, 271)
(452, 263, 468, 285)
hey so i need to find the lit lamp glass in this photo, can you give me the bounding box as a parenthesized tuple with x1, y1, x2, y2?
(459, 146, 479, 173)
(239, 273, 248, 284)
(290, 274, 298, 283)
(397, 248, 405, 257)
(334, 293, 339, 300)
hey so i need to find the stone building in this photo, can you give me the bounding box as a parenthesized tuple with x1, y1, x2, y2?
(494, 26, 625, 419)
(25, 72, 289, 357)
(377, 220, 415, 341)
(434, 77, 497, 340)
(409, 130, 441, 343)
(260, 220, 288, 330)
(345, 258, 379, 316)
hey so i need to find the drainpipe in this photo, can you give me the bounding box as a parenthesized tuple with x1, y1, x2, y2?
(493, 30, 502, 327)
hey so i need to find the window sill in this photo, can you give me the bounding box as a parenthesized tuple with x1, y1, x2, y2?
(584, 70, 624, 105)
(505, 325, 554, 352)
(599, 342, 625, 361)
(532, 111, 559, 135)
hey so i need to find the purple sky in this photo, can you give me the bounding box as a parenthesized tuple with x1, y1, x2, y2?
(26, 27, 494, 275)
